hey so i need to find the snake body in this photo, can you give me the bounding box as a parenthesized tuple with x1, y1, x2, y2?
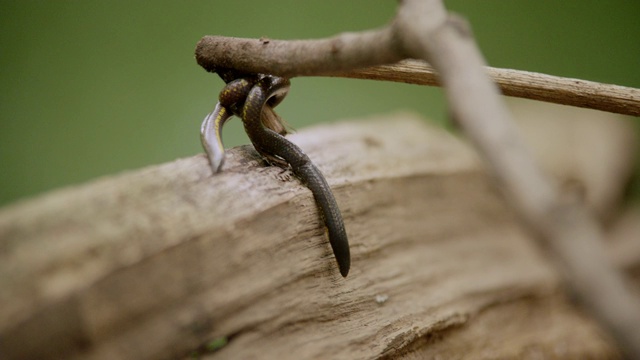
(201, 72, 350, 277)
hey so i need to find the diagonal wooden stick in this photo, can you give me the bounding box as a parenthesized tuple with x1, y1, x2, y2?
(329, 60, 640, 116)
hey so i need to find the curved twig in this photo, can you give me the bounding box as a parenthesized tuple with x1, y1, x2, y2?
(195, 0, 640, 356)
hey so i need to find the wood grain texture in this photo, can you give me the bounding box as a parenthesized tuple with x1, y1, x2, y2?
(332, 60, 640, 116)
(0, 114, 621, 359)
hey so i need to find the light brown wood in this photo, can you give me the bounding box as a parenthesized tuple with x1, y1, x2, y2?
(508, 98, 637, 222)
(331, 60, 640, 116)
(0, 114, 628, 359)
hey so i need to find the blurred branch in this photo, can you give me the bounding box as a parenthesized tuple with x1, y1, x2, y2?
(195, 0, 640, 356)
(330, 60, 640, 117)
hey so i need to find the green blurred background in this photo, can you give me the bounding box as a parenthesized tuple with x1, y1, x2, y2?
(1, 1, 639, 207)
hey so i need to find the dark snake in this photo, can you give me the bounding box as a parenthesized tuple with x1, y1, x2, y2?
(200, 70, 350, 277)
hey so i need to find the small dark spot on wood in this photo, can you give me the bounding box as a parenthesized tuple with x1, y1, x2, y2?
(363, 136, 383, 148)
(186, 317, 214, 336)
(259, 37, 270, 44)
(560, 177, 587, 205)
(330, 39, 342, 55)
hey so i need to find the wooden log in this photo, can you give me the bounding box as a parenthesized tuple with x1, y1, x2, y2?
(0, 114, 623, 359)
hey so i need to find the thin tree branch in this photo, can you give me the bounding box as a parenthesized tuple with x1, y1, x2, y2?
(195, 27, 402, 77)
(197, 38, 640, 118)
(194, 1, 640, 357)
(330, 60, 640, 117)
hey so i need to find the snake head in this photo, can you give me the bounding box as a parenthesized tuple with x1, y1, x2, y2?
(200, 103, 231, 174)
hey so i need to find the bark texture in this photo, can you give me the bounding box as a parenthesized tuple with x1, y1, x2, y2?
(0, 114, 634, 359)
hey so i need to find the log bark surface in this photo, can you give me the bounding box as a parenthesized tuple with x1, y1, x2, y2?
(0, 114, 619, 359)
